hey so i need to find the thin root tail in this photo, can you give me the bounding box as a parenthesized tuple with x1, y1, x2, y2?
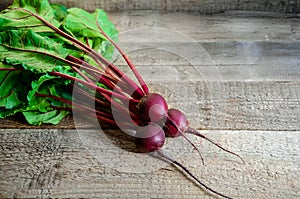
(186, 127, 245, 164)
(156, 150, 234, 199)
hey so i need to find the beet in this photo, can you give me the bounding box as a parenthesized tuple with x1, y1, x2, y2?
(137, 93, 168, 124)
(164, 108, 188, 137)
(135, 123, 165, 153)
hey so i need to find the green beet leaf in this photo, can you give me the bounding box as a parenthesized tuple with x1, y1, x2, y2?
(11, 0, 55, 15)
(23, 110, 69, 125)
(27, 74, 61, 112)
(64, 8, 111, 39)
(50, 4, 68, 22)
(64, 8, 118, 59)
(24, 73, 71, 125)
(0, 62, 35, 118)
(0, 64, 24, 109)
(0, 0, 60, 33)
(0, 0, 119, 125)
(0, 30, 70, 73)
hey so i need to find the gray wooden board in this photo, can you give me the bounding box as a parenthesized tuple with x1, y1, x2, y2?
(108, 11, 300, 42)
(0, 8, 300, 199)
(1, 80, 299, 131)
(0, 129, 299, 198)
(47, 0, 300, 13)
(1, 12, 300, 131)
(1, 0, 300, 13)
(108, 11, 300, 132)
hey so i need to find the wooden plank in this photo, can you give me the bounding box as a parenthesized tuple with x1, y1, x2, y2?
(46, 0, 300, 13)
(0, 115, 76, 129)
(1, 80, 299, 131)
(109, 11, 300, 42)
(114, 41, 300, 66)
(2, 0, 298, 13)
(146, 80, 300, 131)
(0, 12, 299, 131)
(0, 5, 299, 199)
(0, 129, 299, 198)
(113, 42, 300, 79)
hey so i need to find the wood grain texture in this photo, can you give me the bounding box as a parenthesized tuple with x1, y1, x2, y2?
(1, 12, 299, 131)
(109, 11, 300, 42)
(0, 8, 300, 199)
(0, 129, 299, 198)
(1, 0, 300, 13)
(47, 0, 300, 13)
(1, 80, 299, 131)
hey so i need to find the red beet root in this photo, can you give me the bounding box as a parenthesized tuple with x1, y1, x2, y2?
(137, 93, 168, 124)
(164, 108, 189, 137)
(2, 8, 245, 198)
(135, 123, 165, 153)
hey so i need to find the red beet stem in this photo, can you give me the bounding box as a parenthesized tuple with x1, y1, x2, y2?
(19, 8, 146, 100)
(95, 15, 149, 95)
(66, 55, 144, 100)
(72, 84, 140, 125)
(36, 93, 119, 126)
(49, 71, 138, 104)
(71, 66, 94, 84)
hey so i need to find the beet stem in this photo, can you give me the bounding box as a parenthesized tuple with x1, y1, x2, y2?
(156, 151, 234, 199)
(71, 65, 126, 97)
(66, 55, 125, 94)
(186, 127, 245, 164)
(16, 8, 98, 57)
(17, 8, 145, 100)
(1, 43, 100, 76)
(95, 16, 149, 95)
(66, 55, 111, 79)
(71, 66, 94, 84)
(50, 105, 72, 111)
(73, 83, 140, 125)
(49, 71, 139, 104)
(72, 86, 111, 111)
(36, 93, 118, 125)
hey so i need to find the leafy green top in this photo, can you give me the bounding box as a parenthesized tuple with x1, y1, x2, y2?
(0, 0, 118, 125)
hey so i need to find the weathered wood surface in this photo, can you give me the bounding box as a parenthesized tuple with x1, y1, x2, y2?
(0, 10, 300, 199)
(49, 0, 300, 13)
(1, 11, 300, 130)
(1, 0, 300, 13)
(0, 129, 299, 199)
